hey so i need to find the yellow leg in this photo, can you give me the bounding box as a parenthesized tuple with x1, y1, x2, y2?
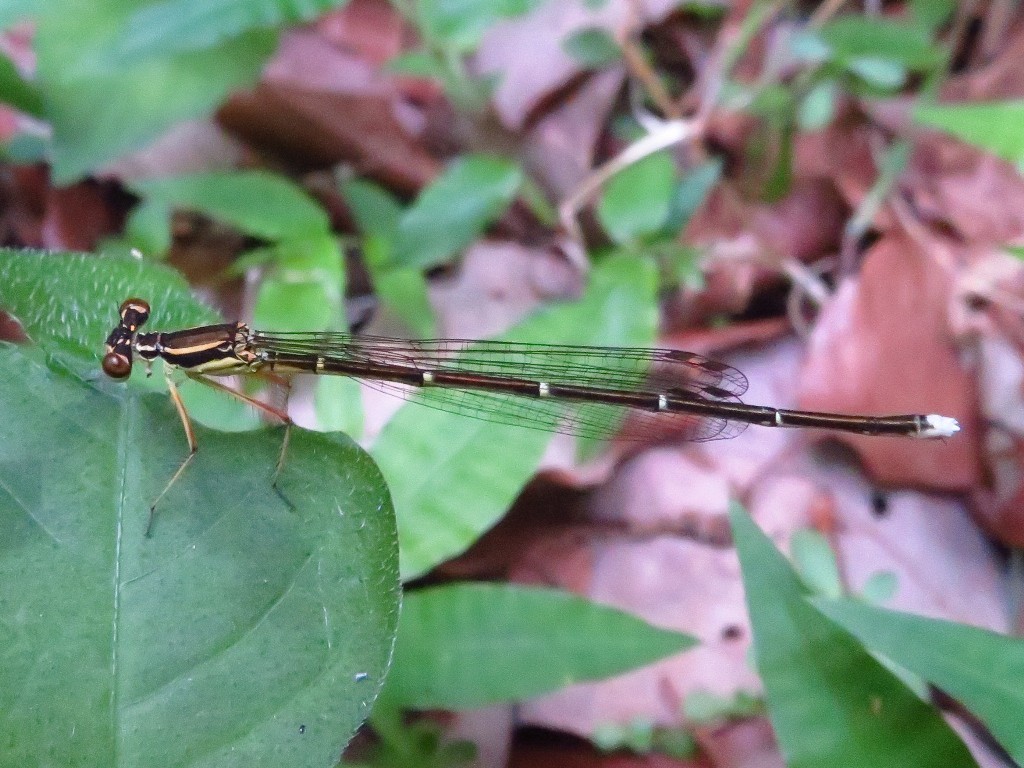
(186, 373, 295, 506)
(147, 367, 198, 536)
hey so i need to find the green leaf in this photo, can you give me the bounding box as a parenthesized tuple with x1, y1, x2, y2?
(1007, 245, 1024, 262)
(315, 375, 364, 439)
(123, 198, 173, 258)
(563, 27, 622, 68)
(414, 0, 542, 52)
(372, 268, 438, 338)
(251, 234, 346, 332)
(340, 177, 437, 337)
(859, 571, 897, 604)
(914, 101, 1024, 167)
(0, 132, 49, 164)
(597, 151, 677, 245)
(382, 583, 695, 709)
(0, 347, 399, 767)
(661, 158, 722, 237)
(373, 253, 658, 579)
(817, 16, 943, 70)
(0, 249, 218, 365)
(340, 178, 403, 249)
(845, 56, 907, 90)
(790, 528, 843, 599)
(910, 0, 955, 31)
(0, 247, 400, 765)
(392, 155, 523, 270)
(811, 598, 1024, 766)
(105, 0, 349, 66)
(36, 1, 275, 183)
(729, 503, 978, 768)
(0, 51, 43, 117)
(797, 79, 838, 131)
(386, 50, 444, 79)
(0, 0, 38, 28)
(135, 171, 331, 242)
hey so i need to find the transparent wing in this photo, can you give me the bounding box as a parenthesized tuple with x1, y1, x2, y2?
(252, 332, 750, 442)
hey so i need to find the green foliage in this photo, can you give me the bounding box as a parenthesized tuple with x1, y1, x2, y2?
(730, 504, 978, 767)
(134, 170, 331, 242)
(252, 234, 346, 331)
(389, 0, 543, 108)
(796, 79, 837, 131)
(121, 198, 174, 259)
(345, 716, 476, 768)
(0, 0, 37, 28)
(373, 253, 658, 579)
(0, 249, 217, 363)
(596, 155, 718, 291)
(16, 0, 362, 181)
(0, 250, 400, 768)
(812, 599, 1024, 766)
(391, 155, 523, 270)
(790, 528, 844, 599)
(815, 16, 944, 71)
(563, 27, 622, 68)
(910, 0, 956, 31)
(102, 0, 350, 65)
(598, 151, 678, 245)
(0, 51, 42, 117)
(914, 100, 1024, 168)
(411, 0, 542, 53)
(684, 690, 764, 723)
(34, 0, 275, 183)
(340, 177, 436, 338)
(592, 717, 696, 759)
(382, 583, 696, 709)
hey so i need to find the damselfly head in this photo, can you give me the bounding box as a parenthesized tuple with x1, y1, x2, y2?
(102, 351, 132, 379)
(102, 298, 152, 380)
(119, 298, 150, 331)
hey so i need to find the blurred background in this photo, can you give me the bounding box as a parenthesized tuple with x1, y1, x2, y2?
(0, 1, 1020, 766)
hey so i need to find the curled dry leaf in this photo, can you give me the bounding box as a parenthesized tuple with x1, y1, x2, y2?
(525, 67, 626, 200)
(219, 31, 440, 193)
(475, 0, 682, 129)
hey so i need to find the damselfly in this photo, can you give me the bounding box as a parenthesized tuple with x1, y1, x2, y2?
(102, 299, 959, 530)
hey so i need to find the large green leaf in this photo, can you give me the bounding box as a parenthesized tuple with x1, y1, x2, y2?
(0, 249, 401, 767)
(0, 248, 260, 430)
(104, 0, 349, 65)
(811, 598, 1024, 765)
(340, 178, 436, 338)
(391, 155, 523, 270)
(729, 504, 977, 768)
(383, 583, 696, 709)
(135, 171, 331, 242)
(0, 346, 399, 768)
(914, 101, 1024, 167)
(816, 16, 943, 70)
(597, 151, 678, 245)
(0, 249, 217, 364)
(34, 0, 275, 182)
(0, 51, 43, 117)
(414, 0, 543, 52)
(372, 253, 658, 579)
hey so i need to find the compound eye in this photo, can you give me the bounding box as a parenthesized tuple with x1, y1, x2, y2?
(102, 351, 132, 379)
(119, 298, 150, 326)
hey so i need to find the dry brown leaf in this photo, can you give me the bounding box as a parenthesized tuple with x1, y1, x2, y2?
(798, 234, 978, 489)
(474, 0, 681, 129)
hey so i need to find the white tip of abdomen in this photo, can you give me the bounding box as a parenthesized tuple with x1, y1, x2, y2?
(920, 414, 960, 438)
